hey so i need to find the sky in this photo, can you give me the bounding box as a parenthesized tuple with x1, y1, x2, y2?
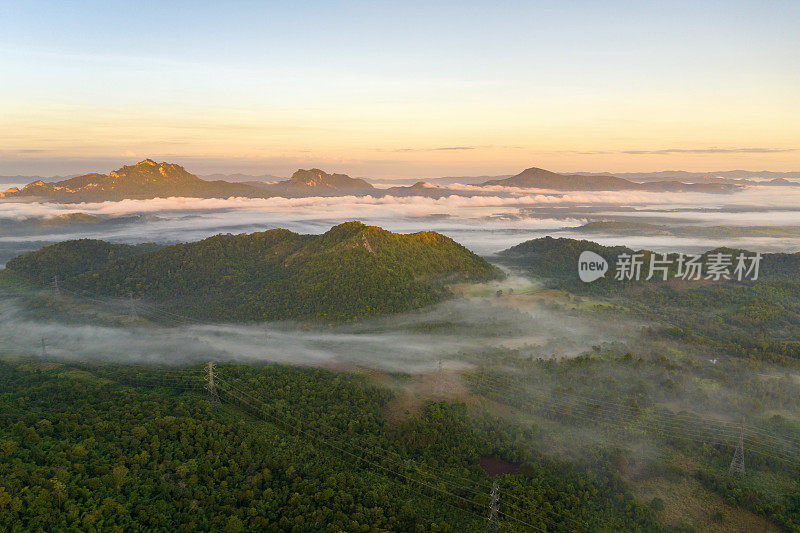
(1, 0, 798, 179)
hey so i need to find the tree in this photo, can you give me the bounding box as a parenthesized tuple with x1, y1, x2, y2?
(112, 465, 129, 491)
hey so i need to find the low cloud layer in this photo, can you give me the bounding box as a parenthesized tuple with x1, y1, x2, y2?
(0, 284, 636, 372)
(3, 186, 800, 256)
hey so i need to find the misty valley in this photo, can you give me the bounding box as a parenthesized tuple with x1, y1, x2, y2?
(2, 178, 800, 532)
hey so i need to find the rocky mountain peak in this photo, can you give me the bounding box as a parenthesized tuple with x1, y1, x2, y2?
(107, 160, 196, 184)
(288, 169, 373, 190)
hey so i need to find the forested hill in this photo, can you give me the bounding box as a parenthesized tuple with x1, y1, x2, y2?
(496, 237, 800, 363)
(4, 222, 501, 321)
(498, 236, 800, 285)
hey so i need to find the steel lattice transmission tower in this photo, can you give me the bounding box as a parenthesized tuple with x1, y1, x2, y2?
(205, 362, 219, 404)
(486, 480, 500, 532)
(435, 357, 445, 396)
(729, 417, 745, 475)
(128, 293, 137, 319)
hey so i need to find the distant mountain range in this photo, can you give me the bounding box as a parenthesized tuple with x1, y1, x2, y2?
(263, 168, 374, 195)
(575, 170, 800, 183)
(2, 160, 797, 202)
(0, 160, 256, 201)
(0, 160, 375, 202)
(482, 167, 741, 192)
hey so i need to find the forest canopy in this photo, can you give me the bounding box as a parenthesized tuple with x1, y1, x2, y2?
(496, 237, 800, 364)
(3, 222, 502, 322)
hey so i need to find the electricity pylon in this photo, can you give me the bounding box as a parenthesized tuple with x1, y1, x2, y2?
(729, 417, 745, 475)
(486, 480, 500, 532)
(435, 357, 445, 396)
(205, 362, 219, 404)
(41, 337, 47, 358)
(53, 275, 60, 296)
(128, 293, 137, 319)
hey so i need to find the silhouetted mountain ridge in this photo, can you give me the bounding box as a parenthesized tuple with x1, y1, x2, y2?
(481, 167, 739, 192)
(0, 160, 375, 202)
(2, 160, 779, 201)
(279, 168, 374, 193)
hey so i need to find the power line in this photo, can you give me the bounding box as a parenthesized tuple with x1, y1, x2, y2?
(41, 284, 794, 447)
(215, 381, 537, 531)
(12, 278, 791, 524)
(214, 375, 551, 532)
(215, 370, 639, 533)
(471, 372, 800, 460)
(468, 376, 800, 468)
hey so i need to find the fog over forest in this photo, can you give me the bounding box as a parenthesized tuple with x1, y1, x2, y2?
(2, 181, 800, 532)
(3, 182, 793, 382)
(0, 273, 639, 371)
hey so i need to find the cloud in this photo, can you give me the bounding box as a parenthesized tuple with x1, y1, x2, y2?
(393, 146, 476, 152)
(0, 149, 54, 156)
(5, 184, 800, 257)
(573, 147, 798, 155)
(626, 148, 798, 155)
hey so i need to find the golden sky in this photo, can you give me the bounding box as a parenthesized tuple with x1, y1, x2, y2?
(1, 1, 798, 178)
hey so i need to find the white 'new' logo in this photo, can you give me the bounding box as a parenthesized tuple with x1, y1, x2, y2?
(578, 251, 608, 282)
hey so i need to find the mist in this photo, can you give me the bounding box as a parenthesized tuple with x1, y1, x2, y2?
(0, 275, 639, 373)
(3, 185, 800, 261)
(2, 185, 798, 370)
(3, 184, 799, 532)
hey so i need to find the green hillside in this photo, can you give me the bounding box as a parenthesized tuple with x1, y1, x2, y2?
(4, 240, 162, 286)
(4, 222, 501, 321)
(497, 237, 800, 363)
